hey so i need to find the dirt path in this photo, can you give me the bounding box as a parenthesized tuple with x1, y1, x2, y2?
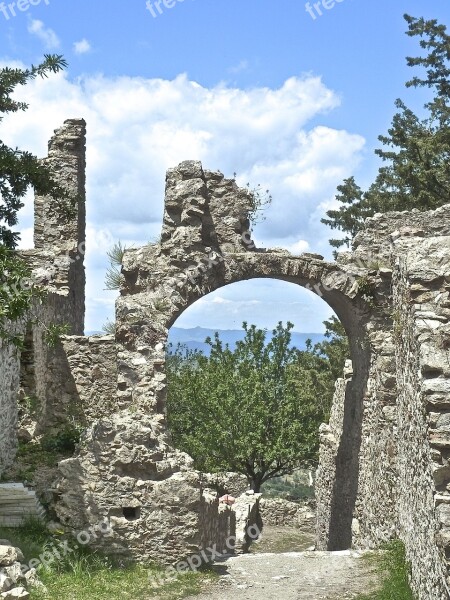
(186, 550, 378, 600)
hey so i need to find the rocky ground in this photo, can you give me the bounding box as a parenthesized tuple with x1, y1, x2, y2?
(185, 550, 378, 600)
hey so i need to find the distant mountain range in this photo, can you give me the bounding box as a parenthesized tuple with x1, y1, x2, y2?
(167, 326, 325, 355)
(86, 326, 326, 355)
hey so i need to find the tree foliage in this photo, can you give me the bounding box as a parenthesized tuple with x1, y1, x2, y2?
(313, 316, 349, 382)
(322, 14, 450, 250)
(1, 55, 69, 248)
(167, 319, 349, 492)
(0, 55, 68, 341)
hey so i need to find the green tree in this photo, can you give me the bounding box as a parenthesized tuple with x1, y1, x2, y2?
(322, 14, 450, 251)
(313, 316, 349, 382)
(287, 316, 349, 425)
(167, 321, 340, 492)
(0, 55, 68, 341)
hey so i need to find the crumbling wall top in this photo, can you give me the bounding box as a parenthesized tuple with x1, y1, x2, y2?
(34, 118, 86, 253)
(161, 160, 253, 254)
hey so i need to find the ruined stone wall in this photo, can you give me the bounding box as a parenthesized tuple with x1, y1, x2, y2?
(18, 332, 117, 434)
(29, 119, 86, 432)
(56, 415, 206, 563)
(199, 491, 235, 556)
(55, 160, 370, 565)
(259, 497, 315, 530)
(30, 295, 83, 434)
(316, 206, 450, 598)
(0, 324, 24, 475)
(315, 362, 352, 549)
(393, 233, 450, 598)
(55, 413, 259, 565)
(232, 492, 262, 553)
(24, 118, 86, 331)
(60, 335, 117, 426)
(0, 119, 86, 476)
(2, 119, 450, 598)
(352, 212, 450, 598)
(351, 329, 398, 550)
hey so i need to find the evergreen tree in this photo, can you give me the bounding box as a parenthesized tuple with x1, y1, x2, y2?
(322, 15, 450, 251)
(0, 55, 68, 339)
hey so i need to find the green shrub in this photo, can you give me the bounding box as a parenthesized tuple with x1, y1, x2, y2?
(40, 426, 81, 453)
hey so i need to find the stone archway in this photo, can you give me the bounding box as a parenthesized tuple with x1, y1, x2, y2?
(116, 160, 372, 416)
(113, 161, 374, 553)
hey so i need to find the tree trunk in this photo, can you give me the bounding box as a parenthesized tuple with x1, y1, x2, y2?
(252, 475, 263, 493)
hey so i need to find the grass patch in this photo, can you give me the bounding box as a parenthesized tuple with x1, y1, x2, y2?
(32, 566, 214, 600)
(1, 429, 84, 486)
(1, 440, 69, 483)
(356, 540, 416, 600)
(0, 517, 49, 563)
(0, 518, 216, 600)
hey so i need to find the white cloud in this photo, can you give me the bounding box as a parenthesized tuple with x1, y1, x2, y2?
(17, 227, 33, 249)
(206, 297, 261, 309)
(211, 297, 233, 304)
(285, 239, 310, 255)
(74, 39, 91, 55)
(2, 67, 364, 330)
(27, 19, 60, 49)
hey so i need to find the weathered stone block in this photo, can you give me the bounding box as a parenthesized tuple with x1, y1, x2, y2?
(0, 587, 29, 599)
(0, 549, 19, 568)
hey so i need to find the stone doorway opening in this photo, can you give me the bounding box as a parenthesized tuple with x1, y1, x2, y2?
(161, 276, 370, 552)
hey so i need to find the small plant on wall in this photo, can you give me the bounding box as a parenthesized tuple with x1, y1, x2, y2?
(105, 241, 128, 291)
(356, 276, 377, 308)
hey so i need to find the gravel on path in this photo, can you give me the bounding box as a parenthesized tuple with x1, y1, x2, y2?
(185, 550, 379, 600)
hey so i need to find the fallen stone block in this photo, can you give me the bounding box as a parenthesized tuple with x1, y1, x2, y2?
(0, 573, 12, 594)
(24, 569, 46, 592)
(0, 564, 22, 589)
(0, 588, 29, 599)
(0, 549, 19, 568)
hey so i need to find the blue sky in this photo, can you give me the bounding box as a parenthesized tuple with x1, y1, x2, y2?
(1, 0, 449, 333)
